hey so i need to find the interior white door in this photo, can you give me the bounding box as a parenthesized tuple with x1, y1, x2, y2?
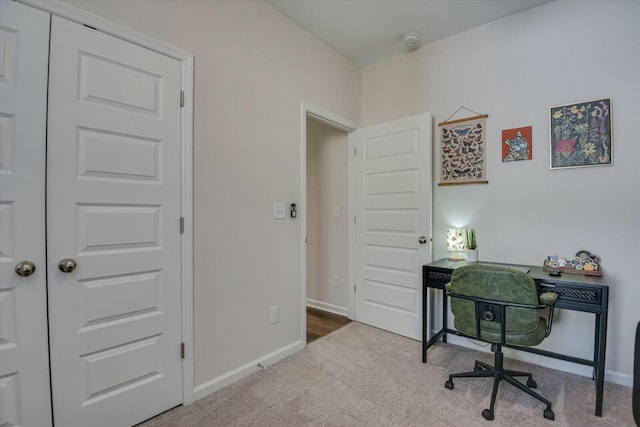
(352, 113, 431, 340)
(0, 2, 53, 426)
(47, 16, 183, 427)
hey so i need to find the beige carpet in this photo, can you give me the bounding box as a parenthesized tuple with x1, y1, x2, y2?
(141, 322, 634, 426)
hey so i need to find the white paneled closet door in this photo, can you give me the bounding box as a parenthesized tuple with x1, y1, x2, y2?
(47, 16, 183, 427)
(1, 2, 184, 426)
(0, 2, 53, 426)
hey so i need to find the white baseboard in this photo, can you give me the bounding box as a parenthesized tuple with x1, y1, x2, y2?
(442, 335, 633, 387)
(193, 340, 305, 401)
(604, 369, 633, 387)
(306, 299, 349, 317)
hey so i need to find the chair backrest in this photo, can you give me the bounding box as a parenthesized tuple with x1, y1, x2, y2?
(449, 265, 540, 335)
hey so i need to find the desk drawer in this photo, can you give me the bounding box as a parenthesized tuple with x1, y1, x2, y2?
(425, 269, 452, 285)
(537, 282, 601, 305)
(424, 266, 603, 307)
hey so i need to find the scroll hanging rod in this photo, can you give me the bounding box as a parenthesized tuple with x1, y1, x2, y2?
(439, 105, 488, 127)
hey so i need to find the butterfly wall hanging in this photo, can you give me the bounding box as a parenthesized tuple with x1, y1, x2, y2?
(439, 106, 489, 185)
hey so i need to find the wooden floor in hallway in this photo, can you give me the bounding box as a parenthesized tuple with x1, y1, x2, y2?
(306, 307, 351, 344)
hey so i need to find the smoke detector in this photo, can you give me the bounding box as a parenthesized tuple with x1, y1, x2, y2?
(402, 32, 419, 51)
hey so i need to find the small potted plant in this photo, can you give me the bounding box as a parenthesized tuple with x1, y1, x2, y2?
(465, 229, 478, 262)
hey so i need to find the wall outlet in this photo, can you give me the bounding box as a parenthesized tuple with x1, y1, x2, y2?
(332, 275, 340, 288)
(270, 306, 280, 324)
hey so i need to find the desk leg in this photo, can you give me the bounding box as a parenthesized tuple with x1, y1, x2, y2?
(595, 287, 609, 417)
(422, 283, 428, 363)
(442, 291, 448, 344)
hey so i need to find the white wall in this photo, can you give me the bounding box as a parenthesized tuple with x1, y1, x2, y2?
(60, 0, 361, 391)
(306, 118, 349, 314)
(362, 0, 640, 383)
(55, 0, 640, 392)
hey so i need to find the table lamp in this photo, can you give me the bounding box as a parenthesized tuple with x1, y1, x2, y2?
(446, 228, 466, 261)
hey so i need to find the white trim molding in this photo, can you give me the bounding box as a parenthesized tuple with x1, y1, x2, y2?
(306, 299, 349, 318)
(179, 55, 195, 404)
(193, 341, 305, 401)
(19, 0, 196, 406)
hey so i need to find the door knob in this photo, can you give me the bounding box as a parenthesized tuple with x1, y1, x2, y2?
(418, 236, 428, 244)
(58, 258, 77, 273)
(15, 260, 36, 277)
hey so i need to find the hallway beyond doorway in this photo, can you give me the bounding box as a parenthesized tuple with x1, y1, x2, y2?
(306, 307, 351, 344)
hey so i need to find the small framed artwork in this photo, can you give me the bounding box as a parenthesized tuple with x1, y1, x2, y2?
(502, 126, 532, 162)
(550, 98, 612, 169)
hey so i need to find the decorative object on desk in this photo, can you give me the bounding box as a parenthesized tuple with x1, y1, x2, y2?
(502, 126, 532, 162)
(438, 105, 489, 186)
(446, 228, 466, 261)
(543, 250, 603, 276)
(465, 228, 478, 262)
(550, 98, 613, 169)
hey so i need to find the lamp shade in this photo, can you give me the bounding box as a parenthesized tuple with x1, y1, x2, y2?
(446, 228, 466, 252)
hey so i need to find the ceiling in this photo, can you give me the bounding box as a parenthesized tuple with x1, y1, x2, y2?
(266, 0, 553, 66)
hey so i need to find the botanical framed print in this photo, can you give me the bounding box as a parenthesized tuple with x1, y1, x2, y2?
(550, 98, 612, 169)
(502, 126, 532, 162)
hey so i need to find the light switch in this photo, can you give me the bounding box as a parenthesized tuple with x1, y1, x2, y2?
(273, 202, 287, 219)
(332, 275, 340, 288)
(333, 206, 340, 218)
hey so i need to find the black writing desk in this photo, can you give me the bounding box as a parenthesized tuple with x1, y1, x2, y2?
(422, 258, 609, 417)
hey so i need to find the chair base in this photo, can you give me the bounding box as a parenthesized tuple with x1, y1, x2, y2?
(444, 344, 554, 421)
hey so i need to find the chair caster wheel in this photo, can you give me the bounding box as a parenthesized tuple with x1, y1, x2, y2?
(482, 409, 494, 421)
(444, 380, 454, 390)
(527, 378, 537, 388)
(544, 408, 555, 420)
(474, 365, 483, 372)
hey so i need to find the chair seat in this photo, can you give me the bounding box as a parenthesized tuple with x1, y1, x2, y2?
(454, 316, 548, 347)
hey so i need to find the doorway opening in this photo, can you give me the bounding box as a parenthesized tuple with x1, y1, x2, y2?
(305, 118, 350, 340)
(300, 103, 357, 345)
(300, 106, 432, 343)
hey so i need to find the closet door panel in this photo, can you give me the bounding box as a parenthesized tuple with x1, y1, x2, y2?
(47, 16, 183, 427)
(0, 2, 52, 427)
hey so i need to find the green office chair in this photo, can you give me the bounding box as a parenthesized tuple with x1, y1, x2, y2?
(444, 265, 559, 421)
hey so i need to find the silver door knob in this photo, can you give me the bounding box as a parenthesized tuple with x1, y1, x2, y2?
(58, 258, 77, 273)
(15, 260, 36, 277)
(418, 236, 428, 244)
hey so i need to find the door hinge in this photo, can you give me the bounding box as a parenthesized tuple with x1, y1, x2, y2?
(354, 284, 357, 292)
(354, 216, 357, 225)
(180, 90, 184, 107)
(181, 342, 185, 359)
(180, 217, 184, 234)
(354, 147, 357, 156)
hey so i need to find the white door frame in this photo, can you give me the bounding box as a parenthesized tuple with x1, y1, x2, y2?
(300, 103, 357, 344)
(19, 0, 195, 405)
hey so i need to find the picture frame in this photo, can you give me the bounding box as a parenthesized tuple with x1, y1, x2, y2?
(502, 126, 532, 162)
(549, 98, 612, 169)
